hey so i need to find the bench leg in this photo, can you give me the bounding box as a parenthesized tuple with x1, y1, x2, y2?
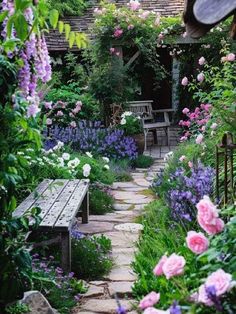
(144, 129, 148, 151)
(81, 192, 89, 224)
(61, 232, 71, 272)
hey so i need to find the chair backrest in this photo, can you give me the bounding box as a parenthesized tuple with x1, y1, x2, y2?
(126, 100, 153, 119)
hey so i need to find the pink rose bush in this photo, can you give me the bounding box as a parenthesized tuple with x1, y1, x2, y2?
(139, 291, 160, 309)
(186, 231, 209, 254)
(153, 255, 167, 276)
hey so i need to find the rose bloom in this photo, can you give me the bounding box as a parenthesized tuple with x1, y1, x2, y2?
(226, 53, 235, 62)
(196, 133, 204, 144)
(153, 255, 167, 276)
(182, 107, 189, 114)
(197, 72, 205, 82)
(139, 291, 160, 309)
(188, 161, 193, 168)
(57, 110, 63, 117)
(181, 77, 188, 86)
(110, 47, 115, 54)
(210, 122, 217, 130)
(179, 155, 186, 162)
(198, 56, 206, 65)
(70, 121, 76, 128)
(143, 308, 169, 314)
(127, 24, 134, 30)
(158, 33, 164, 40)
(198, 284, 214, 306)
(46, 118, 52, 126)
(186, 231, 209, 254)
(205, 269, 232, 296)
(162, 253, 186, 279)
(128, 0, 140, 11)
(113, 28, 123, 38)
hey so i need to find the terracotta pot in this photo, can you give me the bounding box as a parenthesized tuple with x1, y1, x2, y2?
(132, 133, 145, 154)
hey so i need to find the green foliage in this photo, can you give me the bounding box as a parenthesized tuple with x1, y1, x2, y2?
(72, 235, 112, 280)
(5, 303, 29, 314)
(109, 158, 133, 182)
(132, 155, 154, 168)
(89, 187, 114, 215)
(48, 0, 88, 17)
(118, 112, 143, 136)
(0, 209, 41, 307)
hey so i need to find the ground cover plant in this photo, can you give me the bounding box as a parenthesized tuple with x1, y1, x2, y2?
(89, 185, 115, 215)
(133, 155, 154, 169)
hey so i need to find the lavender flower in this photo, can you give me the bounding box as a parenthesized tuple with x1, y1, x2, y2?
(169, 301, 182, 314)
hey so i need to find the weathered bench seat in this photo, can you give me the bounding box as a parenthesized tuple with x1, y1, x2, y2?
(13, 179, 89, 271)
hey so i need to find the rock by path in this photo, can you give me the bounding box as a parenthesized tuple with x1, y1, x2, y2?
(74, 155, 169, 314)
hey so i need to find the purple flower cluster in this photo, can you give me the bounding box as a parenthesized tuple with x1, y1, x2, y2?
(43, 121, 138, 160)
(168, 163, 215, 223)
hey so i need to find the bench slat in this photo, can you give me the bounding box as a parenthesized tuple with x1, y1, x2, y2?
(13, 179, 53, 218)
(40, 179, 80, 229)
(54, 179, 89, 230)
(33, 179, 69, 221)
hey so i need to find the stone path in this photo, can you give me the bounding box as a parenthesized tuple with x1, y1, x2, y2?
(74, 156, 169, 314)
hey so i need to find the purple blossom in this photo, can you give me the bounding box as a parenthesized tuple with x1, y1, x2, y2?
(170, 301, 182, 314)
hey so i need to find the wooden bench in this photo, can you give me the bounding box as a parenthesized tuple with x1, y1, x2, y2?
(127, 101, 174, 150)
(13, 179, 89, 271)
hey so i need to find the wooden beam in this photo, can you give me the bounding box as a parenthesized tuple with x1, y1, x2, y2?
(126, 51, 140, 68)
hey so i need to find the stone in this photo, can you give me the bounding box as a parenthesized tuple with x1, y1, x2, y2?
(89, 280, 106, 286)
(112, 182, 138, 189)
(80, 299, 133, 313)
(123, 187, 146, 192)
(112, 191, 138, 200)
(101, 231, 139, 248)
(114, 203, 132, 211)
(21, 291, 57, 314)
(83, 285, 104, 298)
(108, 281, 133, 297)
(105, 266, 136, 281)
(123, 197, 152, 204)
(133, 204, 145, 210)
(133, 178, 150, 188)
(112, 251, 134, 266)
(76, 221, 114, 234)
(114, 223, 143, 233)
(89, 214, 134, 223)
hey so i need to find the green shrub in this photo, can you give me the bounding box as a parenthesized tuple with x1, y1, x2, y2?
(109, 159, 133, 182)
(72, 235, 112, 280)
(133, 155, 154, 168)
(89, 187, 114, 215)
(5, 303, 29, 314)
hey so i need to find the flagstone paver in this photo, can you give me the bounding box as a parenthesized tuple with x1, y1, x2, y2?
(75, 152, 170, 314)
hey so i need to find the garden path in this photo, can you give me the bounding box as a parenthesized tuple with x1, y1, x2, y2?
(74, 150, 171, 314)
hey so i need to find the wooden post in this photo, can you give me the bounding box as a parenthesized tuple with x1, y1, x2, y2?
(81, 192, 89, 224)
(61, 232, 71, 272)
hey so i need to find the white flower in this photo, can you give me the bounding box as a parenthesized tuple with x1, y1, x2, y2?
(104, 164, 110, 170)
(120, 118, 126, 125)
(62, 153, 70, 161)
(85, 152, 93, 158)
(68, 158, 80, 168)
(17, 151, 24, 155)
(102, 157, 110, 163)
(83, 164, 91, 177)
(44, 149, 53, 155)
(121, 111, 133, 118)
(57, 141, 64, 149)
(58, 157, 64, 167)
(164, 151, 173, 161)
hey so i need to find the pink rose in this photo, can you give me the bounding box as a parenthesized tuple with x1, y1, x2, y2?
(70, 121, 76, 128)
(197, 72, 205, 82)
(153, 255, 167, 276)
(182, 31, 187, 38)
(196, 196, 218, 224)
(180, 136, 187, 142)
(113, 28, 123, 38)
(139, 291, 160, 309)
(199, 218, 224, 235)
(57, 110, 63, 117)
(188, 161, 193, 168)
(196, 133, 203, 144)
(186, 231, 209, 254)
(139, 11, 150, 19)
(198, 57, 206, 65)
(128, 24, 134, 30)
(198, 284, 214, 306)
(46, 118, 52, 126)
(182, 107, 189, 114)
(181, 77, 188, 86)
(210, 123, 217, 130)
(162, 253, 186, 279)
(143, 308, 169, 314)
(158, 33, 164, 40)
(110, 47, 115, 54)
(179, 155, 186, 162)
(128, 0, 140, 11)
(44, 101, 52, 109)
(205, 269, 232, 296)
(221, 56, 228, 63)
(226, 53, 235, 62)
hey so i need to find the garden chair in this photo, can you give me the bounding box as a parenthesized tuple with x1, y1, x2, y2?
(127, 101, 174, 150)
